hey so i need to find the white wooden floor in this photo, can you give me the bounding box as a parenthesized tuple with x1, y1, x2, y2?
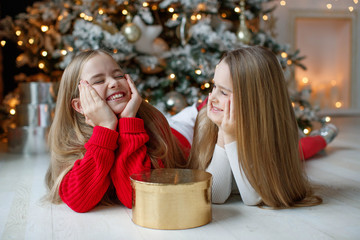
(0, 117, 359, 240)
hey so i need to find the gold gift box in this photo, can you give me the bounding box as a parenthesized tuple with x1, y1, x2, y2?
(131, 168, 212, 230)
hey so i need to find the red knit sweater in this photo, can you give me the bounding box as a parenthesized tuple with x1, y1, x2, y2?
(59, 118, 190, 213)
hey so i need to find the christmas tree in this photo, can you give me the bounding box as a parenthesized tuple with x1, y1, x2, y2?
(0, 0, 325, 134)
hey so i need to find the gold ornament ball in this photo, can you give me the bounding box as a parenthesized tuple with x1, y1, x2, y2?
(121, 23, 141, 43)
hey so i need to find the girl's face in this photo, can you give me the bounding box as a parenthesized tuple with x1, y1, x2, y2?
(80, 53, 131, 115)
(207, 60, 233, 126)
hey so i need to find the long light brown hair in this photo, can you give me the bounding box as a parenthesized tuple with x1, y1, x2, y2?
(45, 49, 187, 204)
(189, 46, 322, 208)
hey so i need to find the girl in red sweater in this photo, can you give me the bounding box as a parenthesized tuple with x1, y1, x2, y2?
(45, 50, 187, 212)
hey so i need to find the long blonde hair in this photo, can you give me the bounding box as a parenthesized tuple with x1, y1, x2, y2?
(189, 46, 322, 208)
(45, 49, 186, 204)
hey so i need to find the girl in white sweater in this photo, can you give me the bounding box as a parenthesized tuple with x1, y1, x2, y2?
(182, 46, 322, 209)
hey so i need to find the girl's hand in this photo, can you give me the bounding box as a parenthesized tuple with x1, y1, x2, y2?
(220, 94, 236, 144)
(119, 74, 142, 118)
(217, 129, 225, 148)
(79, 80, 117, 130)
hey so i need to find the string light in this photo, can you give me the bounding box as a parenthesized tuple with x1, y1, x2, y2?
(191, 15, 196, 21)
(98, 9, 104, 15)
(195, 69, 202, 75)
(335, 101, 342, 108)
(10, 109, 16, 115)
(0, 40, 6, 47)
(16, 55, 23, 62)
(281, 52, 288, 58)
(262, 15, 268, 21)
(234, 6, 240, 13)
(221, 13, 227, 18)
(172, 13, 179, 20)
(280, 1, 286, 6)
(15, 30, 21, 36)
(204, 83, 210, 88)
(196, 14, 202, 20)
(122, 9, 128, 15)
(38, 61, 45, 69)
(17, 40, 23, 46)
(354, 0, 358, 4)
(168, 7, 174, 13)
(151, 5, 158, 10)
(142, 2, 149, 7)
(169, 73, 176, 80)
(303, 128, 310, 135)
(302, 77, 309, 84)
(326, 4, 332, 9)
(287, 60, 292, 65)
(41, 50, 48, 57)
(61, 49, 68, 55)
(28, 38, 34, 44)
(325, 116, 331, 122)
(349, 6, 354, 12)
(41, 25, 49, 32)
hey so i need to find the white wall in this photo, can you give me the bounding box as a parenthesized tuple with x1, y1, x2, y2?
(265, 0, 360, 114)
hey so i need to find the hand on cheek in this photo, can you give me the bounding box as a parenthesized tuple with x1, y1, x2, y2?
(119, 74, 142, 118)
(79, 80, 117, 130)
(220, 94, 236, 144)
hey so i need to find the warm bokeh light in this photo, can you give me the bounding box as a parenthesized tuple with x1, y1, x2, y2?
(122, 9, 128, 15)
(0, 40, 6, 47)
(168, 7, 174, 13)
(303, 128, 310, 135)
(195, 69, 202, 75)
(335, 101, 342, 108)
(61, 49, 68, 55)
(204, 83, 210, 88)
(41, 25, 49, 32)
(98, 9, 104, 15)
(15, 30, 21, 36)
(327, 4, 332, 9)
(41, 50, 48, 57)
(280, 1, 286, 6)
(348, 6, 354, 12)
(28, 38, 34, 44)
(17, 40, 23, 46)
(302, 77, 309, 84)
(10, 109, 16, 115)
(234, 7, 240, 13)
(281, 52, 288, 58)
(38, 62, 45, 69)
(169, 73, 176, 79)
(262, 15, 268, 21)
(172, 13, 179, 20)
(142, 2, 149, 7)
(325, 116, 331, 122)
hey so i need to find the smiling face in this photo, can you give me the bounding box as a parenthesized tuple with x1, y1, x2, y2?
(80, 53, 131, 115)
(207, 59, 233, 126)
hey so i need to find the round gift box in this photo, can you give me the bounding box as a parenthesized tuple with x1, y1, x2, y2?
(131, 168, 212, 230)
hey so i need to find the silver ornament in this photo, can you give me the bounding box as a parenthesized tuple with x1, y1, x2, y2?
(164, 91, 187, 115)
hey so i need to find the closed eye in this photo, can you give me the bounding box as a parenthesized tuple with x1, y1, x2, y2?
(114, 75, 125, 80)
(92, 79, 104, 85)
